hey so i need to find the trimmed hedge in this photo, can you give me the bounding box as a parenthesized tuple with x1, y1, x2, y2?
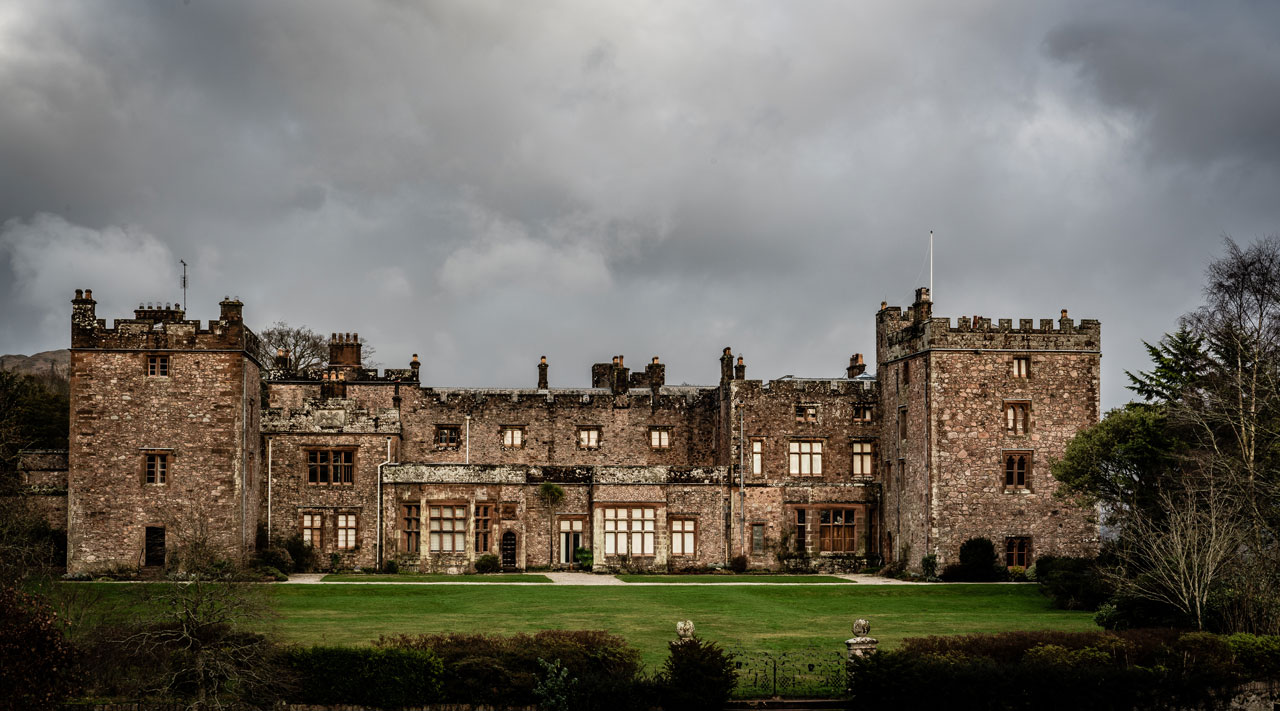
(661, 637, 736, 711)
(849, 629, 1280, 710)
(283, 646, 443, 708)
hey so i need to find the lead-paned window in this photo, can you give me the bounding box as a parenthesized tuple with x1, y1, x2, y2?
(429, 505, 467, 552)
(671, 519, 696, 556)
(750, 438, 764, 476)
(401, 504, 420, 553)
(435, 425, 461, 449)
(578, 427, 601, 449)
(1005, 537, 1031, 568)
(788, 440, 823, 475)
(851, 442, 873, 476)
(501, 427, 524, 448)
(602, 507, 655, 556)
(307, 449, 353, 485)
(147, 355, 169, 377)
(337, 513, 357, 550)
(751, 524, 765, 555)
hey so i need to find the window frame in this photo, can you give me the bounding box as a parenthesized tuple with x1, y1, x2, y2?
(853, 405, 873, 422)
(601, 507, 656, 557)
(577, 426, 602, 450)
(428, 503, 468, 553)
(649, 427, 671, 450)
(788, 439, 824, 476)
(751, 523, 766, 555)
(749, 438, 764, 476)
(143, 451, 168, 485)
(306, 448, 355, 486)
(475, 503, 493, 553)
(816, 507, 858, 553)
(434, 425, 462, 449)
(795, 404, 819, 423)
(851, 441, 874, 476)
(401, 504, 420, 553)
(336, 513, 358, 550)
(1003, 451, 1033, 491)
(670, 518, 696, 557)
(1012, 356, 1031, 378)
(1005, 536, 1032, 568)
(146, 354, 169, 377)
(301, 512, 323, 548)
(500, 426, 525, 449)
(1004, 401, 1031, 436)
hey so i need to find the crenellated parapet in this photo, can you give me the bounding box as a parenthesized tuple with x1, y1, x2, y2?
(381, 463, 728, 486)
(70, 289, 262, 362)
(261, 398, 401, 435)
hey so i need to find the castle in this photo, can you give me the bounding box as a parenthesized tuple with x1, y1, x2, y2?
(44, 286, 1100, 574)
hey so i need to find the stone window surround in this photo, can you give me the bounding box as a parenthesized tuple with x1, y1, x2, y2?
(750, 522, 766, 555)
(793, 506, 861, 554)
(749, 438, 764, 476)
(852, 405, 874, 422)
(1005, 536, 1032, 568)
(795, 403, 819, 423)
(788, 438, 824, 476)
(434, 425, 462, 450)
(300, 511, 323, 548)
(1004, 400, 1032, 436)
(499, 426, 525, 449)
(670, 517, 696, 556)
(600, 506, 656, 557)
(850, 440, 874, 476)
(336, 512, 358, 550)
(1012, 355, 1031, 378)
(649, 426, 671, 450)
(1002, 449, 1033, 492)
(475, 502, 495, 553)
(400, 503, 420, 553)
(428, 502, 468, 553)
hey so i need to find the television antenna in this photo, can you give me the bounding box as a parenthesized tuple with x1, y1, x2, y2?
(180, 260, 188, 311)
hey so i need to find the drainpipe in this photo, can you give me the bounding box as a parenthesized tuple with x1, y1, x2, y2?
(738, 401, 745, 556)
(465, 415, 471, 464)
(241, 361, 249, 554)
(267, 437, 273, 537)
(377, 436, 392, 569)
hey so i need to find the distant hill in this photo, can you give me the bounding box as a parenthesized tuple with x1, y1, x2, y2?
(0, 349, 71, 380)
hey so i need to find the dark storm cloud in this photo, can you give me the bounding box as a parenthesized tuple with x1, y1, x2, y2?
(2, 1, 1279, 408)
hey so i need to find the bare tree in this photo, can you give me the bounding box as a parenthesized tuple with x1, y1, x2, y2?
(1107, 482, 1244, 630)
(257, 322, 327, 377)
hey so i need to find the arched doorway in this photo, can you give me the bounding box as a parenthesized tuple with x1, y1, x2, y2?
(501, 531, 517, 569)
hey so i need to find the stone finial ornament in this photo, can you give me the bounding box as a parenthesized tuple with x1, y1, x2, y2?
(852, 619, 871, 637)
(676, 620, 695, 640)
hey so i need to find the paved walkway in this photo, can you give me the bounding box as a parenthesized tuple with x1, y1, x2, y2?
(281, 572, 930, 585)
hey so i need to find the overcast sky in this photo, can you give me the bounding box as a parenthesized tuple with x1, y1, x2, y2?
(2, 1, 1278, 410)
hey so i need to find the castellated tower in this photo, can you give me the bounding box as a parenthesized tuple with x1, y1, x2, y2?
(67, 290, 263, 574)
(876, 288, 1101, 569)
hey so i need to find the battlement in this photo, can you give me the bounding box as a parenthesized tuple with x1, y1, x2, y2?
(877, 288, 1100, 361)
(70, 289, 261, 361)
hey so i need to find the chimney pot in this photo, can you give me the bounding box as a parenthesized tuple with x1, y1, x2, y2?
(652, 356, 659, 364)
(84, 289, 92, 299)
(880, 301, 887, 310)
(737, 356, 744, 365)
(540, 355, 546, 364)
(75, 289, 83, 299)
(1061, 309, 1068, 319)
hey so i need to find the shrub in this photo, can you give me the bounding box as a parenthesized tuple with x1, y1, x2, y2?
(0, 585, 78, 711)
(1227, 634, 1280, 679)
(281, 534, 317, 573)
(574, 546, 593, 570)
(382, 558, 399, 574)
(378, 630, 644, 710)
(252, 546, 293, 574)
(730, 555, 748, 573)
(920, 553, 938, 580)
(1035, 555, 1112, 610)
(474, 554, 500, 574)
(283, 645, 443, 707)
(660, 637, 736, 711)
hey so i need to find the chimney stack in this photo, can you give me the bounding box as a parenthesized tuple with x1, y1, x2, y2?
(720, 347, 734, 385)
(537, 356, 549, 390)
(410, 354, 421, 381)
(734, 355, 746, 380)
(847, 353, 866, 378)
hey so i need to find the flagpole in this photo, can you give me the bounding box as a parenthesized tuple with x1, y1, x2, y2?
(929, 230, 933, 297)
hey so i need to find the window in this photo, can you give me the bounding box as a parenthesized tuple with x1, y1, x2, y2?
(751, 524, 765, 555)
(307, 449, 353, 485)
(671, 519, 696, 556)
(818, 508, 857, 553)
(788, 440, 823, 475)
(147, 355, 169, 377)
(649, 427, 671, 449)
(1005, 537, 1031, 568)
(853, 405, 873, 422)
(1004, 452, 1032, 490)
(501, 427, 524, 448)
(301, 512, 322, 548)
(435, 425, 461, 449)
(337, 513, 357, 550)
(902, 360, 910, 384)
(475, 504, 492, 552)
(578, 427, 601, 449)
(559, 518, 584, 564)
(401, 504, 420, 553)
(1013, 357, 1030, 378)
(602, 507, 655, 556)
(795, 404, 818, 423)
(750, 438, 763, 476)
(795, 510, 807, 551)
(429, 505, 467, 552)
(851, 442, 874, 476)
(1005, 402, 1031, 435)
(898, 408, 908, 442)
(144, 453, 167, 484)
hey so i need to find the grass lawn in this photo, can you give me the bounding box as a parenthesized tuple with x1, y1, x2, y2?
(68, 583, 1098, 669)
(615, 574, 853, 584)
(321, 573, 552, 583)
